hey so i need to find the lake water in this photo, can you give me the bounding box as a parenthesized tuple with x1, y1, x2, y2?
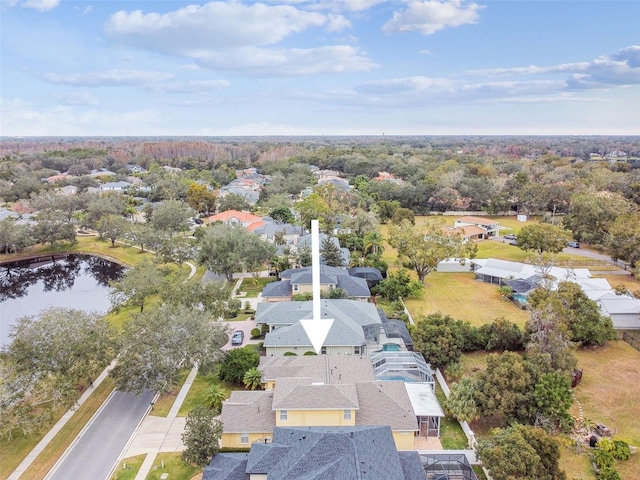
(0, 254, 124, 347)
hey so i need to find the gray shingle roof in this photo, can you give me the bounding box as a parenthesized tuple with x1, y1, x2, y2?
(280, 264, 346, 280)
(220, 391, 275, 433)
(251, 426, 411, 480)
(260, 300, 383, 348)
(256, 299, 380, 326)
(399, 451, 427, 480)
(261, 280, 292, 298)
(355, 381, 418, 431)
(259, 355, 376, 385)
(202, 453, 248, 480)
(273, 265, 370, 297)
(272, 377, 359, 410)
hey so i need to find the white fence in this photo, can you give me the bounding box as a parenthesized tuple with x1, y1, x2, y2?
(434, 368, 477, 450)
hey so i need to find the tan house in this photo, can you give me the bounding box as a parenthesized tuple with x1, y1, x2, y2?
(220, 355, 441, 452)
(453, 216, 500, 238)
(205, 209, 264, 230)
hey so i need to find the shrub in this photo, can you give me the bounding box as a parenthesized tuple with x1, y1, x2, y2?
(612, 440, 631, 461)
(283, 351, 297, 356)
(250, 328, 261, 339)
(445, 362, 463, 382)
(217, 346, 260, 384)
(592, 449, 615, 469)
(597, 467, 621, 480)
(303, 351, 317, 355)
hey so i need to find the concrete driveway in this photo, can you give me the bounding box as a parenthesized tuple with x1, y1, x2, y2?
(221, 318, 262, 351)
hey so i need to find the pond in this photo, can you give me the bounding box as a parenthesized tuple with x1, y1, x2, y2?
(0, 254, 125, 347)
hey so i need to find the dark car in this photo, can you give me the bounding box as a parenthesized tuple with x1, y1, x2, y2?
(231, 330, 244, 346)
(193, 218, 204, 225)
(567, 241, 580, 248)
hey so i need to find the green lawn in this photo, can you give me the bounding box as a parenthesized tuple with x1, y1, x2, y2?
(404, 272, 529, 327)
(144, 452, 200, 480)
(434, 385, 469, 450)
(178, 371, 235, 417)
(111, 454, 145, 480)
(237, 277, 276, 297)
(150, 369, 191, 418)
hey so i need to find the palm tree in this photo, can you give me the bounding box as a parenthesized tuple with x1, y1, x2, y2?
(363, 231, 384, 256)
(204, 383, 227, 413)
(243, 367, 263, 391)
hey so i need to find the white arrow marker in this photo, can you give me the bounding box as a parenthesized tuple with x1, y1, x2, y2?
(301, 219, 334, 354)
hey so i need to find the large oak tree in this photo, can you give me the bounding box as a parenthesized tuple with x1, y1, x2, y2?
(388, 218, 476, 282)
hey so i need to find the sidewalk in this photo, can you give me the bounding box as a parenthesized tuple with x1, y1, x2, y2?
(116, 365, 199, 480)
(7, 361, 117, 480)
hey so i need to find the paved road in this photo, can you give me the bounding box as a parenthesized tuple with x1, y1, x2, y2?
(45, 389, 155, 480)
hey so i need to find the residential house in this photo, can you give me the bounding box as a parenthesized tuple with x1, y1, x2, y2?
(58, 185, 78, 196)
(205, 209, 264, 230)
(261, 265, 370, 302)
(373, 171, 406, 185)
(100, 181, 131, 192)
(474, 258, 640, 331)
(251, 217, 299, 245)
(220, 354, 441, 452)
(598, 294, 640, 331)
(206, 425, 427, 480)
(256, 299, 412, 356)
(453, 216, 501, 238)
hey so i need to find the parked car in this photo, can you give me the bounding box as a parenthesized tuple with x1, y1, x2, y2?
(504, 233, 517, 240)
(193, 218, 204, 225)
(231, 330, 244, 346)
(567, 241, 580, 248)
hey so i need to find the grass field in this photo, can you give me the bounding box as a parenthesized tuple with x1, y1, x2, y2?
(237, 277, 276, 297)
(178, 372, 235, 417)
(404, 272, 530, 327)
(144, 452, 200, 480)
(570, 341, 640, 480)
(111, 454, 145, 480)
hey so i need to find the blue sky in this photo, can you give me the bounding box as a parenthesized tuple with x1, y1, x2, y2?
(1, 0, 639, 136)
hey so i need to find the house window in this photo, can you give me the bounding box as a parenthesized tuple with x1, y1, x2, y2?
(240, 433, 249, 444)
(354, 346, 360, 355)
(343, 410, 351, 421)
(280, 410, 288, 421)
(293, 284, 299, 292)
(321, 346, 327, 355)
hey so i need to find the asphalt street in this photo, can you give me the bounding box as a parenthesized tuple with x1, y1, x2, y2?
(45, 389, 155, 480)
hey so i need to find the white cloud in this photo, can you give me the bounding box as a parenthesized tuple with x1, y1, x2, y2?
(567, 46, 640, 89)
(326, 13, 351, 31)
(51, 91, 99, 106)
(383, 0, 483, 35)
(354, 75, 568, 107)
(464, 45, 640, 90)
(103, 1, 369, 75)
(150, 79, 231, 94)
(42, 69, 175, 87)
(190, 45, 377, 75)
(9, 0, 60, 11)
(105, 2, 326, 51)
(1, 98, 166, 136)
(466, 62, 589, 77)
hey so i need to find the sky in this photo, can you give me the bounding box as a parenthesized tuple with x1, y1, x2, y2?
(1, 0, 639, 136)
